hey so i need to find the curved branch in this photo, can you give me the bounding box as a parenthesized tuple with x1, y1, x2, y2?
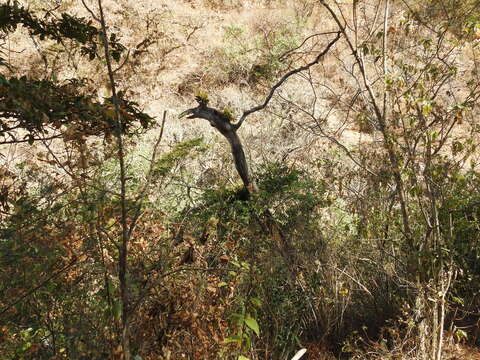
(278, 31, 340, 61)
(234, 31, 341, 130)
(179, 104, 252, 190)
(179, 33, 340, 191)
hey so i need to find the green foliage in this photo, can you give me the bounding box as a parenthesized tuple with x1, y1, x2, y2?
(195, 89, 210, 107)
(438, 169, 480, 317)
(413, 0, 480, 39)
(0, 0, 125, 61)
(0, 165, 112, 358)
(0, 129, 187, 358)
(153, 137, 208, 176)
(222, 107, 235, 122)
(248, 27, 299, 82)
(0, 2, 151, 145)
(446, 174, 480, 266)
(0, 75, 153, 144)
(222, 259, 262, 358)
(208, 21, 302, 85)
(256, 163, 328, 226)
(185, 163, 330, 357)
(4, 0, 480, 358)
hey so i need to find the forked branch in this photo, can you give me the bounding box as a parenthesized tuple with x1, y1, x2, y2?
(234, 31, 341, 130)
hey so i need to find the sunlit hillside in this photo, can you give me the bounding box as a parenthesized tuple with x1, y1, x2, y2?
(2, 0, 480, 359)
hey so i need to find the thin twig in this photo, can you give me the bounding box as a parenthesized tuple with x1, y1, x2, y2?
(113, 49, 130, 74)
(0, 258, 78, 317)
(234, 32, 341, 130)
(81, 0, 100, 22)
(128, 111, 167, 238)
(0, 134, 62, 145)
(278, 31, 339, 61)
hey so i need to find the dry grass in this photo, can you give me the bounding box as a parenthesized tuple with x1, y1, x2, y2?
(4, 1, 480, 359)
(7, 0, 351, 172)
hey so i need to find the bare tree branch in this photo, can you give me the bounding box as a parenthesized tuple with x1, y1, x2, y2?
(278, 31, 340, 61)
(81, 0, 100, 23)
(234, 32, 341, 130)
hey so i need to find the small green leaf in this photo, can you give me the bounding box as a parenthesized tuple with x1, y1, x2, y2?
(243, 333, 251, 349)
(231, 313, 244, 325)
(238, 356, 250, 360)
(245, 315, 260, 336)
(452, 296, 464, 305)
(240, 261, 250, 270)
(422, 103, 432, 115)
(455, 329, 468, 341)
(223, 335, 242, 344)
(250, 297, 262, 307)
(452, 141, 464, 155)
(113, 300, 122, 320)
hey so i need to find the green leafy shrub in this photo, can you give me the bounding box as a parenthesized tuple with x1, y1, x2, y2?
(205, 21, 302, 86)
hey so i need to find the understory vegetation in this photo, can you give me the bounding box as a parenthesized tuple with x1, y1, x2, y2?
(1, 0, 480, 359)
